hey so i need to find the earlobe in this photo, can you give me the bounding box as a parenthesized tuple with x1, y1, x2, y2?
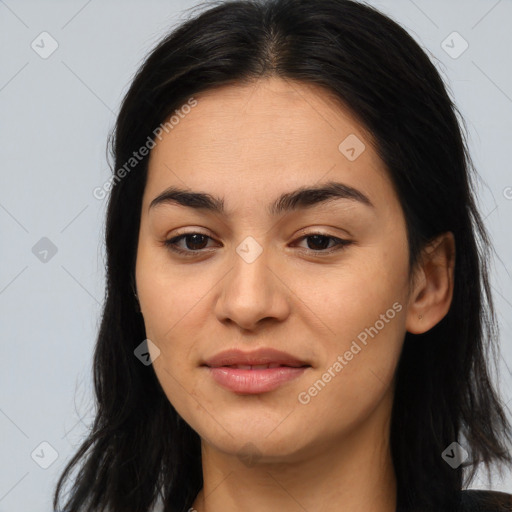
(405, 232, 456, 335)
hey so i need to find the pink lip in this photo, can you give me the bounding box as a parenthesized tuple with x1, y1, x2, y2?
(207, 366, 309, 394)
(202, 348, 311, 394)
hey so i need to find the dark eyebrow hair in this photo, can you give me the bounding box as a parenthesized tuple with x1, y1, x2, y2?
(148, 181, 374, 216)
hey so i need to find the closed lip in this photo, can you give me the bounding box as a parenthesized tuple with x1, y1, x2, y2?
(202, 348, 311, 368)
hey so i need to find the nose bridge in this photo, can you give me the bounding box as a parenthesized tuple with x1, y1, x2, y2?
(215, 234, 289, 329)
(228, 235, 273, 305)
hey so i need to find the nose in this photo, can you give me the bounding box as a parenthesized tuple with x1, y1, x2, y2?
(214, 241, 291, 332)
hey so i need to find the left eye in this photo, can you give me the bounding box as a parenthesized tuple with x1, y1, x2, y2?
(164, 232, 217, 253)
(163, 232, 351, 256)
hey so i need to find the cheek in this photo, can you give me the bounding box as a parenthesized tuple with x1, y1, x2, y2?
(135, 244, 214, 405)
(295, 285, 405, 438)
(136, 242, 209, 339)
(298, 240, 408, 404)
(136, 249, 207, 423)
(309, 241, 409, 334)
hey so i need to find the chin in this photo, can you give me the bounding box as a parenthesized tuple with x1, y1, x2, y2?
(192, 414, 314, 460)
(216, 434, 307, 464)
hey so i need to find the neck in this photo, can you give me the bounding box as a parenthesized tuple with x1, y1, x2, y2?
(190, 390, 397, 512)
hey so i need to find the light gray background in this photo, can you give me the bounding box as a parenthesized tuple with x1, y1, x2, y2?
(0, 0, 511, 510)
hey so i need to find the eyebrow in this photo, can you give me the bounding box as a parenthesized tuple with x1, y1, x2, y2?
(148, 181, 374, 216)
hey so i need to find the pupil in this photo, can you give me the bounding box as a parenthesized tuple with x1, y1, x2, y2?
(307, 235, 329, 250)
(187, 234, 207, 250)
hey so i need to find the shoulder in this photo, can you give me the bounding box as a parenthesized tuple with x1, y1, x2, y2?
(459, 490, 512, 511)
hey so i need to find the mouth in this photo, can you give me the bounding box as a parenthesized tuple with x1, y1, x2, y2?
(202, 347, 311, 370)
(201, 348, 311, 393)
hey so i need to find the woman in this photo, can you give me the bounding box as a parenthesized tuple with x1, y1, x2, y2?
(53, 0, 512, 511)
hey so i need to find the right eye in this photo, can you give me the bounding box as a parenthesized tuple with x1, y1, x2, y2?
(163, 232, 219, 256)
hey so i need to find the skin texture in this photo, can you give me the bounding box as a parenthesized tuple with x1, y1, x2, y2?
(135, 77, 455, 512)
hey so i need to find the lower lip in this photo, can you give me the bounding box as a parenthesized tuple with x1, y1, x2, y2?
(206, 366, 309, 394)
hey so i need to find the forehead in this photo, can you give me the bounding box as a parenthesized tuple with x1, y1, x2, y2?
(143, 77, 396, 216)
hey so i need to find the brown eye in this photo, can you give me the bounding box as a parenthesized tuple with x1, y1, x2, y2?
(294, 233, 352, 254)
(164, 232, 217, 256)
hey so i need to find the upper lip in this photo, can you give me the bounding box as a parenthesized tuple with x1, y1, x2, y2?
(202, 348, 310, 368)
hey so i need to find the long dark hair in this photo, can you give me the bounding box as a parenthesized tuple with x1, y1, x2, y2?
(53, 0, 512, 510)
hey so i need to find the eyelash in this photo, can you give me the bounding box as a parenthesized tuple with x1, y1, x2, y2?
(163, 231, 352, 257)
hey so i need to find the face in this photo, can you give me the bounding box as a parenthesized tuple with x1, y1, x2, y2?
(135, 77, 413, 463)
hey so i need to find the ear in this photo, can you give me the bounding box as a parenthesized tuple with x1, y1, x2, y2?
(405, 232, 456, 334)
